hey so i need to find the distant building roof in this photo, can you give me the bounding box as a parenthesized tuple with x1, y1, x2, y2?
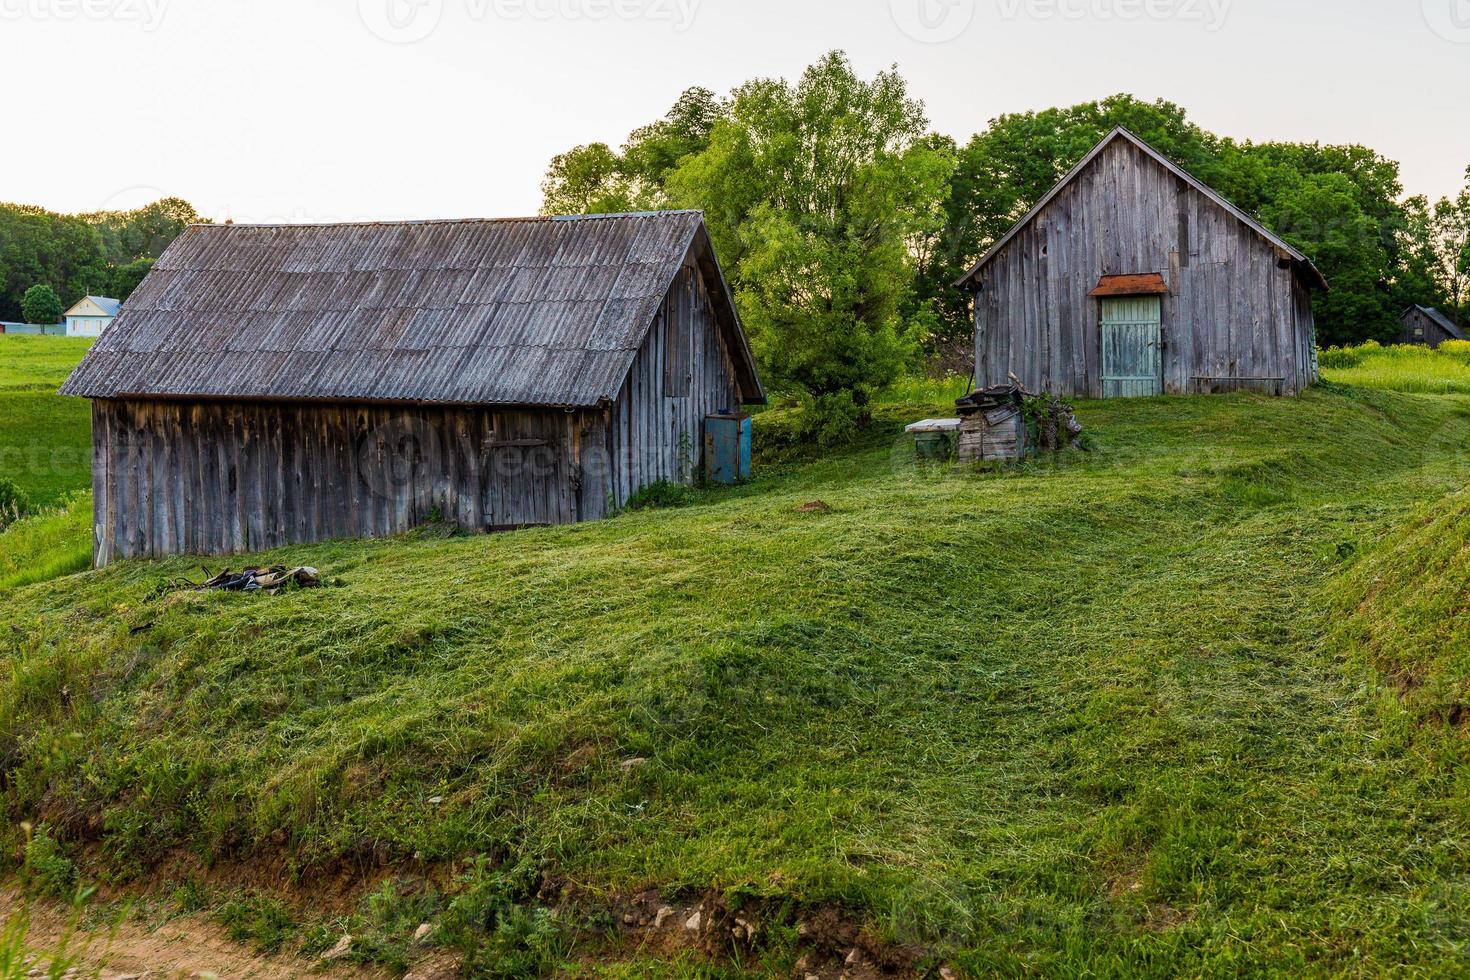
(64, 296, 122, 317)
(1405, 305, 1467, 341)
(61, 212, 763, 407)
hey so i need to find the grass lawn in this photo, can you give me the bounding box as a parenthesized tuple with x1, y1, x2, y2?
(3, 379, 1470, 975)
(0, 336, 92, 504)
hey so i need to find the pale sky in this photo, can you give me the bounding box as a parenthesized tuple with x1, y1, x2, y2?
(7, 0, 1468, 222)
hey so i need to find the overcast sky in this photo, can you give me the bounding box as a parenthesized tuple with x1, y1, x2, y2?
(9, 0, 1469, 222)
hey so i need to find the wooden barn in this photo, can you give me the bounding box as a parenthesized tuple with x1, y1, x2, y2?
(1397, 305, 1466, 349)
(956, 127, 1329, 398)
(60, 211, 765, 566)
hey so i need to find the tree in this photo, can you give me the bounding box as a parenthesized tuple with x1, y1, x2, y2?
(109, 257, 156, 301)
(666, 53, 953, 439)
(21, 283, 63, 324)
(540, 88, 727, 216)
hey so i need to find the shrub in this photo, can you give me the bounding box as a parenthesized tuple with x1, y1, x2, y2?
(214, 894, 297, 953)
(22, 825, 77, 899)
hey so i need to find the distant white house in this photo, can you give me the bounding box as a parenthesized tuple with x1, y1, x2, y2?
(64, 296, 122, 338)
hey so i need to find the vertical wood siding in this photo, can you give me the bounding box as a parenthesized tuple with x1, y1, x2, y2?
(91, 400, 611, 565)
(974, 139, 1319, 398)
(607, 254, 742, 507)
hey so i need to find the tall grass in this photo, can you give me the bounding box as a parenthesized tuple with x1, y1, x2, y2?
(1319, 339, 1470, 393)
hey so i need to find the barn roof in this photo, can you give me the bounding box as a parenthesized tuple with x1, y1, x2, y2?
(61, 211, 764, 408)
(955, 127, 1330, 292)
(1405, 305, 1466, 341)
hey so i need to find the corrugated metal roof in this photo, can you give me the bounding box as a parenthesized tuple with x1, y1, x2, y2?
(61, 211, 762, 408)
(1089, 273, 1170, 297)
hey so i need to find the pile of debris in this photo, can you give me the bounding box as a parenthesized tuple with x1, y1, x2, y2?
(197, 565, 321, 594)
(953, 376, 1086, 462)
(955, 384, 1029, 463)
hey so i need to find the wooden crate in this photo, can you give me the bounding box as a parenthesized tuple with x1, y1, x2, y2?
(957, 404, 1029, 463)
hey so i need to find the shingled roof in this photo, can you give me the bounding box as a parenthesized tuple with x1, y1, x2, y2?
(61, 211, 764, 408)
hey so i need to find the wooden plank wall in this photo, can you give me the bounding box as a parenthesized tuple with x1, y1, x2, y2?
(91, 400, 611, 565)
(607, 254, 742, 506)
(975, 139, 1319, 398)
(1395, 308, 1457, 349)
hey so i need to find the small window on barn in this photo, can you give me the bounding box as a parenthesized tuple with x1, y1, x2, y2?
(664, 269, 692, 397)
(1414, 327, 1425, 340)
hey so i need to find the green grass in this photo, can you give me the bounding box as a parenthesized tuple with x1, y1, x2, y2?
(1320, 339, 1470, 393)
(0, 337, 92, 505)
(0, 336, 94, 393)
(0, 497, 93, 591)
(4, 381, 1470, 975)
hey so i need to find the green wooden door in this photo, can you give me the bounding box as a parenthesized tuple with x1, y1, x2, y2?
(1101, 296, 1163, 398)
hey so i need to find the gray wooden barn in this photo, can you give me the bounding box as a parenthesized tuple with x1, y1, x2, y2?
(61, 211, 764, 565)
(956, 128, 1329, 398)
(1397, 305, 1466, 349)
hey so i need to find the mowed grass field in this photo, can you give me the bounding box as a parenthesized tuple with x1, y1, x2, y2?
(0, 336, 93, 503)
(2, 332, 1470, 975)
(0, 337, 94, 590)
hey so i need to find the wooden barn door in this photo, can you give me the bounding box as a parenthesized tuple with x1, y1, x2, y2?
(1101, 296, 1163, 398)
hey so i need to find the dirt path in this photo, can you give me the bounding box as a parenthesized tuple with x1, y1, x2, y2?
(5, 889, 387, 979)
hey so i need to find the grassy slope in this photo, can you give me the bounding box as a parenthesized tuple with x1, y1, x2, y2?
(4, 385, 1470, 974)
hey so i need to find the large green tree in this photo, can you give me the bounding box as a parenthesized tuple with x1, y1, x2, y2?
(1402, 169, 1470, 319)
(20, 283, 63, 324)
(665, 53, 954, 438)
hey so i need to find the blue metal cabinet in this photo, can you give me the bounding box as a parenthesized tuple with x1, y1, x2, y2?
(703, 413, 752, 485)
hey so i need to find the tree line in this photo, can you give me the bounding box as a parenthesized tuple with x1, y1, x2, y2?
(0, 197, 203, 322)
(541, 52, 1470, 437)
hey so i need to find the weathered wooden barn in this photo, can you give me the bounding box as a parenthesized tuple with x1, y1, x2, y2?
(956, 128, 1329, 398)
(1397, 305, 1466, 348)
(60, 211, 765, 565)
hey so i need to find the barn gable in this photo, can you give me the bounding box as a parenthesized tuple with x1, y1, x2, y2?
(955, 128, 1328, 293)
(955, 128, 1326, 399)
(61, 211, 763, 409)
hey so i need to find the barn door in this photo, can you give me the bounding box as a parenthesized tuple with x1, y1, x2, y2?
(1101, 296, 1163, 398)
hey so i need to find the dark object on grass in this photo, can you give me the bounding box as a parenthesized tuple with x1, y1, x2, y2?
(198, 566, 321, 594)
